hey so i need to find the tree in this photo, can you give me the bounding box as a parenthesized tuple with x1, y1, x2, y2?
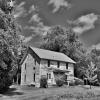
(84, 62, 97, 89)
(0, 0, 22, 92)
(40, 25, 87, 78)
(41, 25, 86, 60)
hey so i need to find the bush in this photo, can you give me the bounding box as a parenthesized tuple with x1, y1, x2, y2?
(74, 77, 84, 85)
(0, 71, 13, 93)
(56, 79, 64, 87)
(40, 76, 48, 88)
(69, 80, 75, 86)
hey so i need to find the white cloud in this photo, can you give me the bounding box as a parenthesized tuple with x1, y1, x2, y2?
(72, 13, 99, 34)
(91, 44, 100, 50)
(27, 4, 50, 36)
(23, 35, 34, 43)
(48, 0, 71, 13)
(29, 14, 41, 23)
(19, 35, 33, 43)
(32, 26, 50, 35)
(29, 5, 38, 14)
(14, 2, 26, 18)
(25, 24, 50, 36)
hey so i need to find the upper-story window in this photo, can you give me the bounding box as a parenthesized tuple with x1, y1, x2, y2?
(34, 59, 36, 65)
(24, 74, 26, 82)
(48, 60, 50, 67)
(48, 73, 51, 79)
(57, 62, 60, 68)
(66, 63, 68, 69)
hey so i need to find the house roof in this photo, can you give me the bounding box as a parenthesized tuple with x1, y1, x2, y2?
(30, 47, 76, 64)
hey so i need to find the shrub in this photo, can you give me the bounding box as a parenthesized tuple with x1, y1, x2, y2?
(69, 80, 75, 86)
(74, 77, 84, 85)
(56, 79, 64, 87)
(0, 71, 13, 93)
(40, 76, 48, 88)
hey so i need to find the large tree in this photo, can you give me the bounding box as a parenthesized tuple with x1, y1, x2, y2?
(41, 25, 86, 61)
(0, 0, 22, 92)
(40, 25, 87, 78)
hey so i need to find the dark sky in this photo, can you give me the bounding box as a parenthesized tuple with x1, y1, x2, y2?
(16, 0, 100, 48)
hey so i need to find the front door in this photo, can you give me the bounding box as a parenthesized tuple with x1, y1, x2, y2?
(47, 72, 53, 85)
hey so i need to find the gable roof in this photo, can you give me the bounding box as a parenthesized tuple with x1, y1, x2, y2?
(30, 47, 76, 64)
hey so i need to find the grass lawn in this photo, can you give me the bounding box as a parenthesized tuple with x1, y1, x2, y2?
(1, 85, 100, 100)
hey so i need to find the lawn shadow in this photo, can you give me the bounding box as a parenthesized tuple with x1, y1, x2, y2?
(3, 87, 24, 96)
(79, 85, 91, 90)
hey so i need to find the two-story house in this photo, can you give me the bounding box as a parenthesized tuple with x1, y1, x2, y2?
(20, 47, 76, 87)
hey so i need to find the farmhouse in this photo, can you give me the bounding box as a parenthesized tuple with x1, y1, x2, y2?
(20, 47, 76, 87)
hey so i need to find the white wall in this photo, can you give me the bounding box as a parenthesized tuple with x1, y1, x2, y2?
(40, 60, 48, 76)
(50, 61, 57, 68)
(59, 62, 66, 70)
(67, 63, 74, 81)
(40, 60, 56, 85)
(21, 54, 40, 86)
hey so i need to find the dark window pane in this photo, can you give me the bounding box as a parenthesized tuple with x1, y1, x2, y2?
(25, 63, 26, 70)
(48, 60, 50, 67)
(34, 73, 35, 82)
(66, 63, 68, 69)
(57, 62, 60, 68)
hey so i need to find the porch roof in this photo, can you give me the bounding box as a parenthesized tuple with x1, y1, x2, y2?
(47, 67, 70, 73)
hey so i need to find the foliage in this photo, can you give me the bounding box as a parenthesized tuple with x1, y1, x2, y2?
(68, 80, 75, 86)
(40, 76, 48, 88)
(0, 0, 22, 92)
(54, 73, 65, 87)
(40, 25, 87, 78)
(74, 77, 84, 85)
(84, 62, 97, 89)
(56, 79, 64, 87)
(41, 25, 86, 61)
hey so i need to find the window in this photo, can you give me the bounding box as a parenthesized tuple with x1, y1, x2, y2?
(47, 73, 51, 79)
(24, 74, 26, 82)
(66, 63, 68, 69)
(33, 73, 35, 82)
(48, 60, 50, 67)
(48, 73, 51, 79)
(47, 73, 48, 79)
(57, 62, 60, 68)
(34, 59, 36, 65)
(33, 67, 35, 70)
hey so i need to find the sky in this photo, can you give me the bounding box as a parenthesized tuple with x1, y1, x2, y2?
(15, 0, 100, 48)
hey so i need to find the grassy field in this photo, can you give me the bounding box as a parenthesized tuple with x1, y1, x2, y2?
(1, 85, 100, 100)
